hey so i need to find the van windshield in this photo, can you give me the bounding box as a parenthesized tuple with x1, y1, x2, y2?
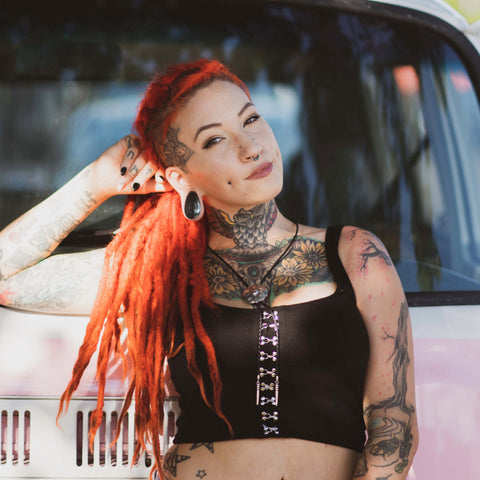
(1, 1, 480, 297)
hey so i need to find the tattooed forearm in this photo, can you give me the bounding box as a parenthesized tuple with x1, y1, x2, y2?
(75, 190, 98, 216)
(365, 303, 414, 416)
(363, 417, 413, 474)
(4, 247, 42, 271)
(3, 218, 85, 272)
(29, 212, 82, 253)
(355, 417, 413, 478)
(1, 187, 100, 278)
(356, 302, 416, 478)
(164, 127, 194, 170)
(0, 249, 104, 312)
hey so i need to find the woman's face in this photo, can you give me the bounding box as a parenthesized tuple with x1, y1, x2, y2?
(166, 80, 283, 212)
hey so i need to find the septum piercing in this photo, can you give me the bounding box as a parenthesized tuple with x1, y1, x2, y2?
(252, 154, 260, 161)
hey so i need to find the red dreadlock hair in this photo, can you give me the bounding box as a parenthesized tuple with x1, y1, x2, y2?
(57, 59, 250, 479)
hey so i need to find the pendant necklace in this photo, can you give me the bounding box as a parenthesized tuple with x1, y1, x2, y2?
(207, 222, 299, 307)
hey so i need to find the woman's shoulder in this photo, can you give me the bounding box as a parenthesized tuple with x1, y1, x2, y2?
(294, 223, 392, 276)
(335, 225, 391, 269)
(335, 225, 402, 303)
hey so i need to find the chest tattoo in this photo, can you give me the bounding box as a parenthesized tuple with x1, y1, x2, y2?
(205, 236, 331, 301)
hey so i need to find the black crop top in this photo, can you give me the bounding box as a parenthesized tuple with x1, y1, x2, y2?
(168, 225, 370, 453)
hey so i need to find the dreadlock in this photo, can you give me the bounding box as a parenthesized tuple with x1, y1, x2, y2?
(58, 59, 250, 479)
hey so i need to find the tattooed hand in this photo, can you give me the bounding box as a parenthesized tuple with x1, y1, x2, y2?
(91, 135, 172, 198)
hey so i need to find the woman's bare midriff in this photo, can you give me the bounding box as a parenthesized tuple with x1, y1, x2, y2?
(162, 437, 360, 480)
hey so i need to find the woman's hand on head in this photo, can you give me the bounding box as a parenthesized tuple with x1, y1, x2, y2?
(91, 135, 172, 198)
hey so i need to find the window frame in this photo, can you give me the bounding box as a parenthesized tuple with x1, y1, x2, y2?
(285, 0, 480, 306)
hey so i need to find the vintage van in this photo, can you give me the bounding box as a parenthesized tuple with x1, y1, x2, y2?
(1, 0, 479, 478)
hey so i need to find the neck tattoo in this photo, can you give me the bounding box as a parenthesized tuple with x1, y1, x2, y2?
(207, 200, 278, 254)
(206, 201, 299, 306)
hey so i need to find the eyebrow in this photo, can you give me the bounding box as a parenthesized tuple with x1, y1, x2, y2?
(194, 122, 222, 142)
(238, 101, 254, 117)
(193, 102, 255, 142)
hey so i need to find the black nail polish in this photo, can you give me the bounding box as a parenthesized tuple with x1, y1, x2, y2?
(132, 182, 140, 191)
(121, 167, 127, 176)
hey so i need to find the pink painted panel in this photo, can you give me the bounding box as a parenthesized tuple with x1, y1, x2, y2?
(0, 312, 128, 397)
(411, 338, 480, 480)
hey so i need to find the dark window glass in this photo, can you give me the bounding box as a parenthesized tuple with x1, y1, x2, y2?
(1, 1, 480, 293)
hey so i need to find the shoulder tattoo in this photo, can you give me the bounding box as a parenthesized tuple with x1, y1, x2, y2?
(350, 229, 393, 275)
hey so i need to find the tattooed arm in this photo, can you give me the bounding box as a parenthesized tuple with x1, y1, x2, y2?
(340, 227, 418, 480)
(0, 136, 167, 314)
(0, 248, 106, 314)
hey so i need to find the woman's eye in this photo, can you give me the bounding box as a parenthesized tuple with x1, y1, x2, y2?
(244, 114, 260, 126)
(203, 136, 223, 149)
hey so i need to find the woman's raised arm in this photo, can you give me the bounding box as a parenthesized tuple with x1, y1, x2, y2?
(0, 135, 168, 314)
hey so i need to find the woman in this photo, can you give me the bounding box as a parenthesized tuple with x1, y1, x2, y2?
(0, 60, 418, 479)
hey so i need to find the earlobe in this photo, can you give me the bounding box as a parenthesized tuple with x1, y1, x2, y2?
(165, 167, 191, 192)
(165, 167, 204, 221)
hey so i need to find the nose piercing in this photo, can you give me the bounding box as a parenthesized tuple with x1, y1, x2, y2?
(252, 154, 260, 161)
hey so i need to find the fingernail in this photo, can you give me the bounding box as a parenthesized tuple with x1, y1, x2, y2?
(158, 175, 165, 182)
(132, 182, 140, 191)
(120, 167, 127, 176)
